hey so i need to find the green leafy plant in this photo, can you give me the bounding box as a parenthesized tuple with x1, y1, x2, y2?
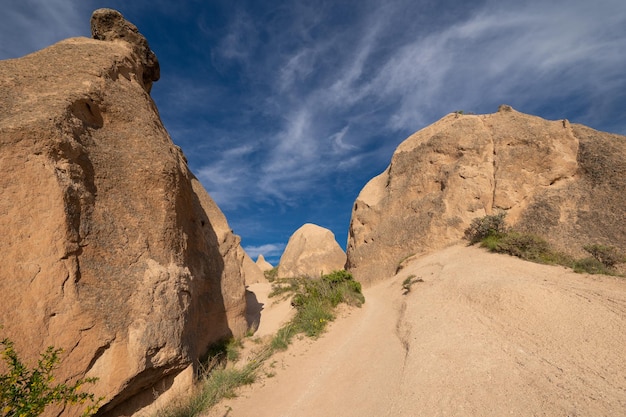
(0, 337, 101, 417)
(583, 244, 625, 268)
(464, 212, 508, 244)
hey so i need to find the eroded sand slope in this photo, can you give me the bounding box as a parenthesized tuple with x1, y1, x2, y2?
(209, 245, 626, 417)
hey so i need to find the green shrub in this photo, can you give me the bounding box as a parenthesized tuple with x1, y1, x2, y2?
(264, 267, 278, 283)
(572, 257, 613, 275)
(485, 232, 555, 263)
(469, 214, 623, 276)
(464, 212, 508, 244)
(583, 244, 625, 268)
(0, 337, 101, 417)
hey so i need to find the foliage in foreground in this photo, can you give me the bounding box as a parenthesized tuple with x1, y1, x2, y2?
(0, 337, 101, 417)
(465, 213, 625, 276)
(157, 270, 365, 417)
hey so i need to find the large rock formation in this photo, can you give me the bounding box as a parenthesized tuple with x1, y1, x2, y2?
(0, 9, 248, 417)
(277, 224, 346, 278)
(255, 254, 274, 272)
(347, 106, 626, 284)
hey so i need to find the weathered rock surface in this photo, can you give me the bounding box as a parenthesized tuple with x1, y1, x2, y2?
(347, 106, 626, 284)
(0, 9, 248, 417)
(277, 224, 346, 278)
(255, 254, 274, 272)
(90, 8, 159, 93)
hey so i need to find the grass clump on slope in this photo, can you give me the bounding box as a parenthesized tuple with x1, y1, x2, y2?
(156, 338, 270, 417)
(269, 270, 364, 350)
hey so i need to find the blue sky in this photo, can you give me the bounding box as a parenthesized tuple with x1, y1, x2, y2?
(2, 0, 625, 265)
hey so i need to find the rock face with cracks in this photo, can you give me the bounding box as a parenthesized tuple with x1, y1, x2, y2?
(0, 9, 249, 417)
(347, 106, 626, 285)
(277, 223, 346, 278)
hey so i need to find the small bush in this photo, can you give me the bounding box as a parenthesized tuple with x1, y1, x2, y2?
(470, 215, 623, 276)
(583, 244, 625, 268)
(0, 337, 101, 417)
(264, 267, 278, 283)
(572, 257, 613, 275)
(464, 212, 508, 244)
(486, 232, 555, 263)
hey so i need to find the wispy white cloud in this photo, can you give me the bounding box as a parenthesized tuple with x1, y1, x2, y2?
(189, 0, 625, 211)
(0, 0, 89, 59)
(243, 243, 286, 260)
(211, 9, 259, 71)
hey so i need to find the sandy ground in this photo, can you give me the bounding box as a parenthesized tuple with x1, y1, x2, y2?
(207, 245, 626, 417)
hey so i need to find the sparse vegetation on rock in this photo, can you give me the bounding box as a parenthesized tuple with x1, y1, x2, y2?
(466, 214, 625, 276)
(401, 275, 423, 294)
(583, 244, 626, 269)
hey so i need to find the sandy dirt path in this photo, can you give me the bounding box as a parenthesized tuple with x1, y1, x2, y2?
(208, 245, 626, 417)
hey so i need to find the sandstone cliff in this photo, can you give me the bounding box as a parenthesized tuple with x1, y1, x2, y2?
(277, 224, 346, 278)
(347, 105, 626, 284)
(0, 9, 248, 417)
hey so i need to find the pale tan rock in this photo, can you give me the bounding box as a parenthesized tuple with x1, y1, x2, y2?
(255, 254, 274, 272)
(239, 248, 266, 285)
(347, 106, 626, 285)
(0, 9, 248, 417)
(277, 224, 346, 278)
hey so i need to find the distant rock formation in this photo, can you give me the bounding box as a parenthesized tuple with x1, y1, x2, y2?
(0, 9, 249, 417)
(256, 254, 274, 272)
(347, 106, 626, 284)
(239, 249, 266, 284)
(277, 224, 346, 278)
